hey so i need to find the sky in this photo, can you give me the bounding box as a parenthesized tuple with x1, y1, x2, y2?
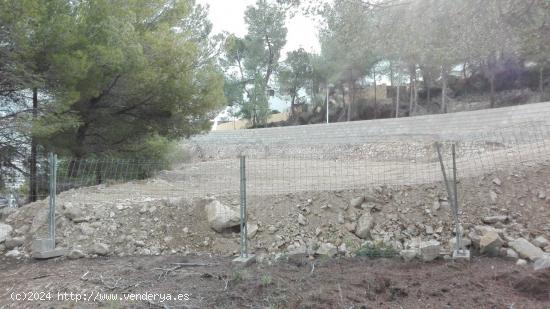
(196, 0, 321, 55)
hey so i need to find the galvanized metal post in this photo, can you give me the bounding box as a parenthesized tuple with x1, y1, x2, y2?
(48, 153, 57, 249)
(451, 144, 462, 250)
(435, 143, 457, 241)
(239, 155, 248, 258)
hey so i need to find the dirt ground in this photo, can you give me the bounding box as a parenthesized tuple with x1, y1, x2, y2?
(0, 255, 548, 309)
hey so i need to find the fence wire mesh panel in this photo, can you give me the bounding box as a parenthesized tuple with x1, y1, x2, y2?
(4, 123, 550, 258)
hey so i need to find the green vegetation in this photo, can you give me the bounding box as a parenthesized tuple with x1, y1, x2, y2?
(260, 273, 273, 286)
(355, 241, 399, 258)
(1, 0, 225, 199)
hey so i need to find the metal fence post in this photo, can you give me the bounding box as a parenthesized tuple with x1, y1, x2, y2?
(239, 155, 248, 258)
(451, 144, 462, 251)
(436, 143, 463, 252)
(48, 152, 57, 249)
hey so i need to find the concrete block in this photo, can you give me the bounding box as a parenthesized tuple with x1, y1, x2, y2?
(452, 249, 471, 261)
(232, 254, 256, 267)
(33, 248, 67, 259)
(32, 238, 54, 252)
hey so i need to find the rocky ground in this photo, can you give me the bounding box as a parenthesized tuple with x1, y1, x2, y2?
(1, 162, 549, 268)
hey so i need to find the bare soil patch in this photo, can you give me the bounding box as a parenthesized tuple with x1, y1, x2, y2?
(0, 255, 548, 308)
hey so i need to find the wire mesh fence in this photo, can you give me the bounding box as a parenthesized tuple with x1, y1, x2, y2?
(3, 122, 550, 257)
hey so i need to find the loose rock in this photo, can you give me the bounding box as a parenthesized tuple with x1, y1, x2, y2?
(482, 215, 508, 225)
(316, 243, 337, 257)
(5, 249, 21, 258)
(204, 200, 240, 232)
(90, 243, 110, 256)
(355, 214, 375, 239)
(247, 223, 259, 239)
(509, 238, 544, 261)
(532, 236, 549, 248)
(479, 231, 503, 256)
(400, 249, 418, 262)
(420, 240, 441, 262)
(350, 197, 364, 209)
(4, 236, 24, 250)
(67, 249, 86, 259)
(0, 223, 13, 243)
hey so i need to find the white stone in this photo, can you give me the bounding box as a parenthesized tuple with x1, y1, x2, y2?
(4, 236, 24, 250)
(5, 249, 21, 258)
(355, 213, 374, 239)
(316, 243, 337, 257)
(67, 249, 85, 259)
(90, 243, 110, 256)
(489, 191, 498, 203)
(479, 231, 503, 256)
(204, 200, 240, 232)
(0, 223, 13, 243)
(338, 243, 347, 254)
(298, 214, 307, 226)
(506, 248, 519, 259)
(533, 255, 550, 271)
(532, 236, 549, 248)
(247, 223, 259, 239)
(509, 238, 544, 261)
(516, 259, 528, 266)
(350, 197, 364, 208)
(420, 240, 441, 262)
(482, 216, 508, 224)
(400, 249, 418, 262)
(425, 225, 434, 235)
(492, 177, 502, 186)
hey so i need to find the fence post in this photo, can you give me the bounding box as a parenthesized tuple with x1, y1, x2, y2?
(435, 143, 460, 249)
(451, 144, 462, 251)
(239, 155, 248, 258)
(48, 152, 57, 249)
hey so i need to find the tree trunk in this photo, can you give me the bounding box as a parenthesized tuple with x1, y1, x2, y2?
(441, 68, 448, 113)
(414, 76, 418, 114)
(373, 70, 377, 119)
(540, 66, 544, 102)
(95, 161, 103, 185)
(395, 70, 400, 118)
(423, 69, 431, 106)
(290, 91, 296, 118)
(29, 87, 38, 203)
(347, 80, 354, 122)
(488, 53, 496, 108)
(489, 73, 496, 108)
(409, 64, 415, 116)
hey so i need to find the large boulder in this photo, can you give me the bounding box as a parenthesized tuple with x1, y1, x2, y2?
(204, 200, 240, 232)
(479, 231, 503, 256)
(420, 240, 441, 262)
(0, 223, 13, 243)
(316, 243, 337, 257)
(90, 243, 110, 256)
(509, 238, 544, 261)
(400, 249, 418, 262)
(355, 214, 375, 239)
